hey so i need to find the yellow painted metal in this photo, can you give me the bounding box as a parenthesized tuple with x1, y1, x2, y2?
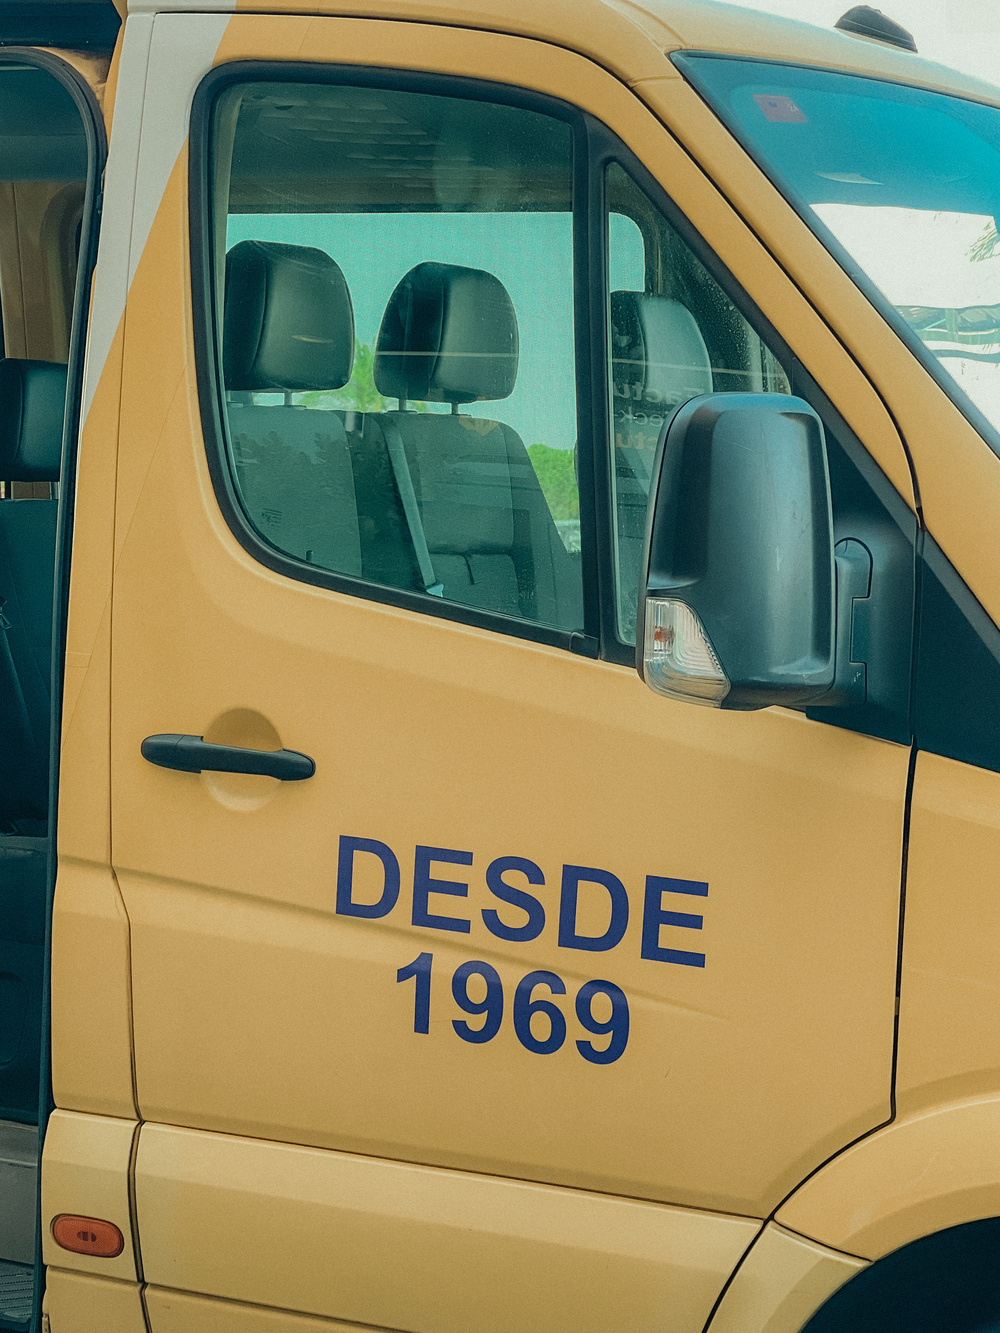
(145, 1286, 397, 1332)
(44, 1270, 146, 1333)
(896, 754, 1000, 1114)
(40, 1111, 138, 1281)
(216, 0, 678, 83)
(50, 861, 135, 1119)
(52, 301, 128, 1111)
(777, 1093, 1000, 1259)
(180, 0, 1000, 106)
(135, 1122, 759, 1333)
(707, 1224, 866, 1333)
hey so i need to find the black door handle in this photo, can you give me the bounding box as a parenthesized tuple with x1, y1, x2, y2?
(141, 734, 315, 781)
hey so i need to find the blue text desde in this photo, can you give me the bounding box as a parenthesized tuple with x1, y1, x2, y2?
(336, 835, 708, 967)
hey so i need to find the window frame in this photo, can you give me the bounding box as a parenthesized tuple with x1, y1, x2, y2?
(189, 59, 914, 671)
(189, 61, 603, 657)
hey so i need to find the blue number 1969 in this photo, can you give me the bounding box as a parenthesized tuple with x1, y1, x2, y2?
(396, 953, 629, 1063)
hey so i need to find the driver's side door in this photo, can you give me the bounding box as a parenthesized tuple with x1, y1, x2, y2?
(110, 14, 911, 1331)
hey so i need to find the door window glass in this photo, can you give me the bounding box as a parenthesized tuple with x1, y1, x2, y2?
(215, 82, 584, 633)
(606, 162, 791, 640)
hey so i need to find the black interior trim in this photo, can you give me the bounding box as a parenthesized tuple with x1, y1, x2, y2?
(915, 533, 1000, 774)
(0, 44, 109, 1333)
(0, 3, 119, 50)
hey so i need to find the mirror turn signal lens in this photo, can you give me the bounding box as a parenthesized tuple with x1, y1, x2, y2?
(51, 1214, 124, 1258)
(643, 598, 730, 706)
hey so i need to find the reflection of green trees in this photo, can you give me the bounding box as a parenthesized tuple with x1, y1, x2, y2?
(298, 340, 428, 412)
(970, 222, 1000, 263)
(528, 443, 578, 521)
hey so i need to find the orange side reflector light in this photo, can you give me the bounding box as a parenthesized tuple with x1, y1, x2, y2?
(51, 1215, 124, 1258)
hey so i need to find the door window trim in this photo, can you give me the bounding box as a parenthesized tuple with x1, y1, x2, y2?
(189, 61, 602, 657)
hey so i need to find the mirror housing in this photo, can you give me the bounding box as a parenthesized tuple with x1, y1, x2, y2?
(637, 393, 848, 711)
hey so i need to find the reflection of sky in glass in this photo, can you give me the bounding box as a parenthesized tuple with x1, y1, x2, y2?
(812, 203, 1000, 429)
(227, 212, 645, 450)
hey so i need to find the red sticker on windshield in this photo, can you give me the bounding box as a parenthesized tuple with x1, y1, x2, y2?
(753, 94, 808, 123)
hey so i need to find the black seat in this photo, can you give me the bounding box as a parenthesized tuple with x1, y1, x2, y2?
(609, 293, 713, 635)
(371, 261, 582, 628)
(0, 358, 64, 823)
(222, 239, 363, 575)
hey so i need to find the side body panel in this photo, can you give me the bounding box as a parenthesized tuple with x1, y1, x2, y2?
(44, 1270, 146, 1333)
(135, 1123, 757, 1333)
(896, 754, 1000, 1116)
(706, 1224, 866, 1333)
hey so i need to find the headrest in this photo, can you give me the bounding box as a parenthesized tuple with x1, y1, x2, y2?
(374, 262, 518, 405)
(223, 240, 355, 393)
(610, 294, 712, 411)
(0, 359, 66, 482)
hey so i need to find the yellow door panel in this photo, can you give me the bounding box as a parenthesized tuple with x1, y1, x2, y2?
(44, 1270, 146, 1333)
(110, 12, 910, 1326)
(145, 1285, 399, 1333)
(135, 1121, 758, 1333)
(117, 685, 904, 1213)
(40, 1111, 137, 1281)
(706, 1223, 866, 1333)
(112, 8, 907, 1215)
(896, 753, 1000, 1115)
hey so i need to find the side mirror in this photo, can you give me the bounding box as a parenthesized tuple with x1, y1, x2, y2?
(637, 393, 866, 711)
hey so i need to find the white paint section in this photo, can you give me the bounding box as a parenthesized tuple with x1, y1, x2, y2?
(81, 11, 229, 424)
(129, 0, 233, 10)
(129, 13, 231, 291)
(81, 14, 153, 423)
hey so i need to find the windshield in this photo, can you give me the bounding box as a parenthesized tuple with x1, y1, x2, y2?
(676, 54, 1000, 450)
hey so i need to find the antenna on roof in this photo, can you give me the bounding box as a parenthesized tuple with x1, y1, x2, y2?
(835, 5, 917, 52)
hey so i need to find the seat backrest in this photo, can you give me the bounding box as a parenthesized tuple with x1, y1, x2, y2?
(610, 291, 714, 486)
(0, 358, 65, 822)
(370, 261, 581, 628)
(609, 293, 713, 635)
(223, 239, 362, 576)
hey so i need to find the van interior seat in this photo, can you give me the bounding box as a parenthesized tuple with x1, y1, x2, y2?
(0, 358, 65, 824)
(372, 261, 582, 628)
(0, 357, 66, 1125)
(609, 292, 713, 632)
(223, 239, 363, 575)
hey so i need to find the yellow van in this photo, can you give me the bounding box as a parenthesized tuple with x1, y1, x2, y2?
(2, 0, 1000, 1328)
